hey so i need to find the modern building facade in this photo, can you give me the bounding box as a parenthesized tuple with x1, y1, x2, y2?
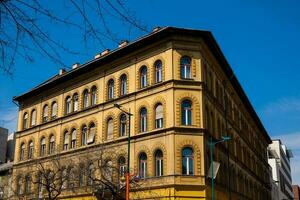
(268, 140, 293, 200)
(12, 27, 272, 200)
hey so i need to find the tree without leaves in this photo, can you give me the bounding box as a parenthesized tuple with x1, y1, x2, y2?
(0, 0, 149, 76)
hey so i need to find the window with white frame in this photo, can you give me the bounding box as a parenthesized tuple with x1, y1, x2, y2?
(66, 96, 72, 114)
(139, 152, 147, 178)
(20, 143, 25, 160)
(119, 156, 126, 177)
(155, 149, 163, 177)
(28, 141, 34, 159)
(140, 66, 147, 88)
(40, 137, 46, 156)
(120, 114, 127, 137)
(49, 135, 55, 154)
(182, 147, 194, 175)
(71, 129, 77, 149)
(63, 131, 69, 150)
(81, 126, 87, 146)
(51, 102, 57, 119)
(155, 104, 163, 129)
(91, 86, 97, 106)
(87, 123, 95, 144)
(42, 105, 48, 122)
(108, 79, 114, 100)
(73, 93, 79, 112)
(181, 100, 192, 125)
(107, 118, 113, 140)
(180, 56, 191, 79)
(154, 60, 162, 83)
(30, 110, 36, 127)
(140, 108, 147, 132)
(23, 113, 28, 129)
(83, 89, 89, 108)
(120, 74, 127, 96)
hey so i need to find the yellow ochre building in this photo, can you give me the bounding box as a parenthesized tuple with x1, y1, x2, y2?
(12, 27, 272, 199)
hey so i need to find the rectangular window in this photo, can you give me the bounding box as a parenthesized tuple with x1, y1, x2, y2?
(155, 159, 163, 176)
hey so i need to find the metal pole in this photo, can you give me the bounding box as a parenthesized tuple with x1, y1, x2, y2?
(210, 136, 215, 200)
(126, 109, 131, 200)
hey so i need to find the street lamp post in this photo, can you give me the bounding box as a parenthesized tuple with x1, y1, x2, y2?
(114, 103, 133, 200)
(208, 136, 231, 200)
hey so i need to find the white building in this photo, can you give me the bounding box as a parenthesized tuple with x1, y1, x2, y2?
(268, 139, 293, 200)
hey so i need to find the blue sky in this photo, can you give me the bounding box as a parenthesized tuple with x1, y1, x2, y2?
(0, 0, 299, 184)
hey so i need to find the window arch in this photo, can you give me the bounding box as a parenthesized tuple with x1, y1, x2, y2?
(49, 135, 55, 154)
(20, 143, 25, 160)
(155, 104, 163, 129)
(182, 147, 194, 175)
(73, 93, 79, 112)
(108, 79, 114, 100)
(107, 118, 114, 140)
(120, 74, 127, 96)
(91, 86, 97, 106)
(140, 66, 147, 88)
(118, 156, 126, 177)
(63, 131, 69, 150)
(42, 105, 48, 122)
(65, 96, 72, 114)
(154, 60, 163, 83)
(23, 112, 28, 129)
(81, 125, 88, 146)
(51, 101, 57, 119)
(181, 100, 192, 125)
(180, 56, 191, 79)
(155, 149, 163, 177)
(140, 107, 147, 132)
(30, 109, 36, 127)
(87, 122, 95, 144)
(120, 114, 127, 137)
(28, 141, 34, 159)
(83, 89, 89, 108)
(71, 129, 77, 149)
(139, 152, 147, 178)
(40, 137, 46, 156)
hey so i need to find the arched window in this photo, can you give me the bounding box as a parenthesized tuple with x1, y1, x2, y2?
(91, 86, 97, 106)
(108, 79, 114, 100)
(23, 112, 28, 129)
(63, 131, 69, 150)
(28, 141, 34, 159)
(30, 110, 36, 127)
(42, 105, 48, 122)
(65, 96, 72, 114)
(81, 125, 87, 146)
(155, 149, 163, 177)
(107, 118, 114, 140)
(83, 89, 89, 108)
(140, 108, 147, 132)
(120, 114, 127, 137)
(154, 60, 162, 83)
(49, 135, 55, 154)
(25, 175, 31, 193)
(120, 74, 127, 96)
(139, 152, 147, 178)
(155, 104, 163, 129)
(71, 129, 77, 149)
(119, 156, 126, 177)
(20, 143, 25, 160)
(180, 56, 191, 79)
(73, 93, 79, 112)
(181, 100, 192, 125)
(40, 137, 46, 156)
(17, 176, 22, 195)
(140, 66, 147, 88)
(182, 147, 194, 175)
(51, 102, 57, 119)
(87, 163, 94, 186)
(87, 123, 95, 144)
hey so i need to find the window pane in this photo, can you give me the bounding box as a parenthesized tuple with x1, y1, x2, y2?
(180, 56, 191, 79)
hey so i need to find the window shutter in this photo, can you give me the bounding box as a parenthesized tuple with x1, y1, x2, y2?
(156, 105, 163, 119)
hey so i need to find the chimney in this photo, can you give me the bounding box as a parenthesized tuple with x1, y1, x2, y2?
(118, 40, 129, 48)
(72, 63, 80, 69)
(152, 26, 161, 32)
(59, 69, 66, 75)
(101, 49, 110, 56)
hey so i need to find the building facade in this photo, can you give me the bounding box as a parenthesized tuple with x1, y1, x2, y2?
(268, 140, 293, 200)
(293, 185, 300, 200)
(0, 128, 8, 164)
(13, 27, 271, 200)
